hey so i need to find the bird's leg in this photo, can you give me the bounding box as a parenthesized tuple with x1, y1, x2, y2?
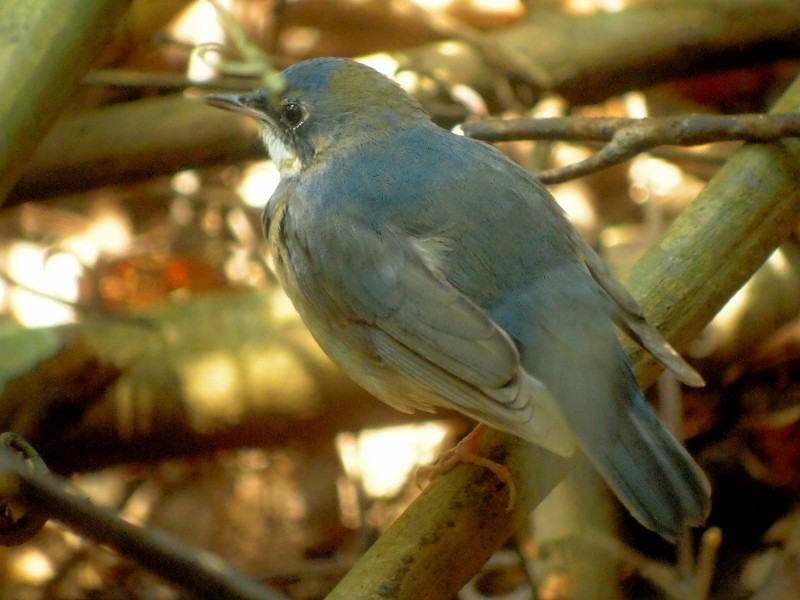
(417, 423, 516, 509)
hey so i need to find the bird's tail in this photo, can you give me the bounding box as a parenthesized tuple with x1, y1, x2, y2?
(493, 271, 710, 540)
(581, 359, 711, 540)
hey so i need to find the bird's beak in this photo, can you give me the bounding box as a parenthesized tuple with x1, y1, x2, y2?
(204, 92, 269, 122)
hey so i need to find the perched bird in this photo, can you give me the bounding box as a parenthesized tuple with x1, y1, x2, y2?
(206, 57, 710, 541)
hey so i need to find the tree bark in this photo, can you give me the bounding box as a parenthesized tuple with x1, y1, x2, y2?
(0, 0, 132, 201)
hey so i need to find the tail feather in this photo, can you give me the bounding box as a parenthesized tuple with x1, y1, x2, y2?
(492, 270, 710, 540)
(552, 357, 710, 541)
(596, 370, 710, 539)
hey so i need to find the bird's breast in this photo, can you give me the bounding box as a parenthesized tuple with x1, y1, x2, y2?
(265, 189, 356, 338)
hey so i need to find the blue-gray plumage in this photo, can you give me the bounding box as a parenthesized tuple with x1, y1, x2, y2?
(205, 57, 710, 541)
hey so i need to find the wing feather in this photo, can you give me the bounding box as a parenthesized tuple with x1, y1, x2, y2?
(338, 230, 519, 391)
(575, 235, 705, 387)
(307, 222, 574, 455)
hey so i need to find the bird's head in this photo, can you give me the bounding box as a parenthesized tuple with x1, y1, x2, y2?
(205, 57, 428, 175)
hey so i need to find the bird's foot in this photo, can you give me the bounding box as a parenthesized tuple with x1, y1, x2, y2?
(416, 423, 516, 510)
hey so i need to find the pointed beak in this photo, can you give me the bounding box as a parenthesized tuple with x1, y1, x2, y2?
(204, 92, 269, 122)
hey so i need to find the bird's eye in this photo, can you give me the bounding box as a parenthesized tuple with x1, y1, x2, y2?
(281, 101, 306, 128)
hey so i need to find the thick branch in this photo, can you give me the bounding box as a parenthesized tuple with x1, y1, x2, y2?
(0, 0, 132, 202)
(402, 0, 800, 106)
(8, 0, 800, 204)
(8, 94, 260, 203)
(323, 73, 800, 600)
(624, 78, 800, 383)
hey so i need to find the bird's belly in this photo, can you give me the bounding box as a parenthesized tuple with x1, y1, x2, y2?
(286, 288, 434, 414)
(269, 229, 434, 414)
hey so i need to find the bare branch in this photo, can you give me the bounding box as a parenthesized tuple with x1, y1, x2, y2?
(0, 435, 290, 600)
(463, 114, 800, 183)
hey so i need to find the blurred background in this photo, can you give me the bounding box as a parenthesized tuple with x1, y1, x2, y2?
(0, 0, 799, 598)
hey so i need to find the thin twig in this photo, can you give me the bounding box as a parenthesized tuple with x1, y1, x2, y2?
(406, 3, 552, 94)
(692, 528, 722, 600)
(83, 69, 261, 90)
(0, 436, 290, 600)
(463, 114, 800, 183)
(0, 434, 49, 546)
(202, 0, 283, 96)
(582, 529, 682, 597)
(583, 527, 722, 600)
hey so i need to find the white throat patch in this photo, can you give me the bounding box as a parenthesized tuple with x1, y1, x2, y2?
(261, 127, 301, 176)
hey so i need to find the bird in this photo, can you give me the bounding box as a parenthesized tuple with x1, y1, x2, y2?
(205, 57, 711, 541)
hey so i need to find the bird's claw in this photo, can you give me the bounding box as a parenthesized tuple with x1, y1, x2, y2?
(416, 424, 516, 510)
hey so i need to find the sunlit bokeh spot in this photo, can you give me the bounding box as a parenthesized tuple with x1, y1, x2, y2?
(238, 160, 281, 208)
(473, 0, 520, 12)
(73, 209, 132, 261)
(551, 142, 593, 169)
(629, 155, 685, 203)
(0, 277, 7, 313)
(693, 284, 751, 358)
(438, 40, 465, 57)
(767, 246, 792, 278)
(173, 0, 232, 82)
(449, 83, 488, 116)
(224, 248, 264, 287)
(6, 242, 79, 327)
(182, 351, 245, 427)
(8, 548, 54, 585)
(242, 346, 319, 415)
(551, 180, 597, 236)
(695, 246, 796, 360)
(565, 0, 628, 14)
(280, 26, 321, 56)
(336, 422, 449, 498)
(533, 95, 568, 118)
(268, 288, 300, 324)
(358, 53, 401, 80)
(623, 90, 649, 119)
(394, 69, 423, 95)
(409, 0, 452, 10)
(172, 169, 202, 196)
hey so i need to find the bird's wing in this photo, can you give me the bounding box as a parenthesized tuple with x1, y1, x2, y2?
(574, 234, 705, 387)
(308, 222, 574, 455)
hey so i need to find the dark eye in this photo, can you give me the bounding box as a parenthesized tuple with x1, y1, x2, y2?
(281, 101, 305, 128)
